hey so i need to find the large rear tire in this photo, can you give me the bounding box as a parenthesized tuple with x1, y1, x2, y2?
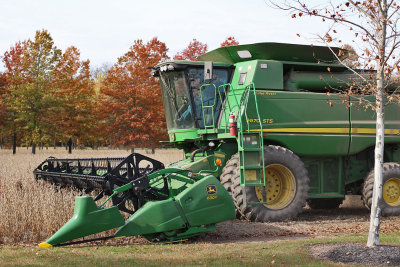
(220, 154, 242, 219)
(362, 163, 400, 216)
(221, 145, 309, 222)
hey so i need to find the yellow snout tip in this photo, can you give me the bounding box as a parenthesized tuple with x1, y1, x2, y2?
(38, 242, 52, 248)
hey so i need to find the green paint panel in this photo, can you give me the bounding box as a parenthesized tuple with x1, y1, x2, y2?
(169, 129, 199, 142)
(114, 199, 185, 237)
(304, 158, 344, 196)
(198, 42, 345, 64)
(115, 175, 235, 238)
(176, 175, 235, 225)
(231, 61, 257, 88)
(349, 95, 400, 154)
(243, 91, 350, 156)
(252, 61, 284, 90)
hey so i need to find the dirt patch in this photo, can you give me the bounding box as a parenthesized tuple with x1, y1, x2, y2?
(308, 243, 400, 266)
(198, 196, 400, 243)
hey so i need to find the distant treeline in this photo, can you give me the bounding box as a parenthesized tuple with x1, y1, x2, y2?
(0, 30, 239, 153)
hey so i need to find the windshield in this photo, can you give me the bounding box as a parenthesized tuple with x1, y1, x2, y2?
(160, 71, 195, 130)
(160, 67, 230, 131)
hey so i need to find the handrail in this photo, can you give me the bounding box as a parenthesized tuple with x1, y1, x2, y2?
(199, 83, 217, 129)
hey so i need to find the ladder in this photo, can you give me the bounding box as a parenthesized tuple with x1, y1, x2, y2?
(236, 84, 266, 204)
(200, 82, 266, 198)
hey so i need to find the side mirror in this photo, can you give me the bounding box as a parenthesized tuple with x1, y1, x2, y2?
(204, 61, 213, 81)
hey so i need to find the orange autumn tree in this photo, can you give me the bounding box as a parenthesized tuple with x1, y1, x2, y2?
(1, 41, 27, 151)
(220, 36, 239, 47)
(0, 72, 8, 136)
(51, 46, 97, 148)
(2, 31, 62, 154)
(101, 38, 169, 149)
(173, 39, 208, 61)
(2, 31, 99, 152)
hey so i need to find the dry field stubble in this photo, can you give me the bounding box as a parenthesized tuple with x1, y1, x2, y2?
(0, 148, 184, 245)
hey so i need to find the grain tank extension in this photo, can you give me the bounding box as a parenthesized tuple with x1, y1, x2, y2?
(35, 42, 400, 247)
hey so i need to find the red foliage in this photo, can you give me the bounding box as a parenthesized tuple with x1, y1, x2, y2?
(0, 73, 8, 128)
(173, 39, 208, 61)
(101, 38, 169, 149)
(52, 46, 97, 146)
(2, 41, 28, 85)
(220, 36, 239, 47)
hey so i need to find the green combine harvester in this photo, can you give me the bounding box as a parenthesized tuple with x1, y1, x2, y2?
(35, 42, 400, 248)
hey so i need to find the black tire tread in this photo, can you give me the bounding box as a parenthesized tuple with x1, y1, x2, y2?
(220, 154, 242, 218)
(229, 145, 310, 222)
(362, 162, 400, 216)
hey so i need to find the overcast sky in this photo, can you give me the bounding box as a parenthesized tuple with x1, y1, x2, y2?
(0, 0, 332, 70)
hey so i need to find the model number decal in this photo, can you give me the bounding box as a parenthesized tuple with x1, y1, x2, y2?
(248, 118, 274, 124)
(256, 92, 277, 96)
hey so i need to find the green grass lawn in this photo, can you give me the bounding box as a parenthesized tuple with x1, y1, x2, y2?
(1, 233, 400, 267)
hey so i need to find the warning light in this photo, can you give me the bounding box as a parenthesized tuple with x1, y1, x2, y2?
(216, 158, 222, 166)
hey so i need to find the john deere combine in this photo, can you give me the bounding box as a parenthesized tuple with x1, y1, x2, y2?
(35, 42, 400, 248)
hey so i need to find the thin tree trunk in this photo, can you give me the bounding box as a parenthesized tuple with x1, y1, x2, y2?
(367, 3, 387, 246)
(367, 87, 384, 247)
(32, 143, 36, 154)
(68, 138, 72, 154)
(12, 131, 16, 155)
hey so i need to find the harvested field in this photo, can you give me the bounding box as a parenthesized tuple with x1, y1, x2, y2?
(0, 148, 184, 245)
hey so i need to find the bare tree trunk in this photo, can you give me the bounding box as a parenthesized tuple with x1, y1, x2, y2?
(367, 2, 387, 247)
(12, 131, 16, 155)
(367, 87, 384, 247)
(68, 138, 72, 154)
(32, 143, 36, 154)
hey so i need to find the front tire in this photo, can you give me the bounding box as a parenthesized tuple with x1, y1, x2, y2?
(221, 145, 309, 222)
(220, 154, 241, 218)
(363, 163, 400, 216)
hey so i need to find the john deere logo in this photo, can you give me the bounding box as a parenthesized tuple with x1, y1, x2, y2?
(206, 184, 217, 195)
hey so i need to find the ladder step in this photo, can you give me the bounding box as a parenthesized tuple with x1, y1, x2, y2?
(239, 148, 263, 152)
(240, 165, 263, 170)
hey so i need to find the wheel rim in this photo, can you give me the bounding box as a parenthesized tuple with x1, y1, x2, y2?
(255, 164, 296, 210)
(383, 177, 400, 206)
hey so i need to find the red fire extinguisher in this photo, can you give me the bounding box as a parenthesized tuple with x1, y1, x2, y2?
(229, 112, 237, 136)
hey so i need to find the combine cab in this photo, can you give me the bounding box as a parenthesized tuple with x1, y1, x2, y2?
(36, 42, 400, 247)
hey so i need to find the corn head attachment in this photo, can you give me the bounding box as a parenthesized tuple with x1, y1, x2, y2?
(35, 153, 235, 247)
